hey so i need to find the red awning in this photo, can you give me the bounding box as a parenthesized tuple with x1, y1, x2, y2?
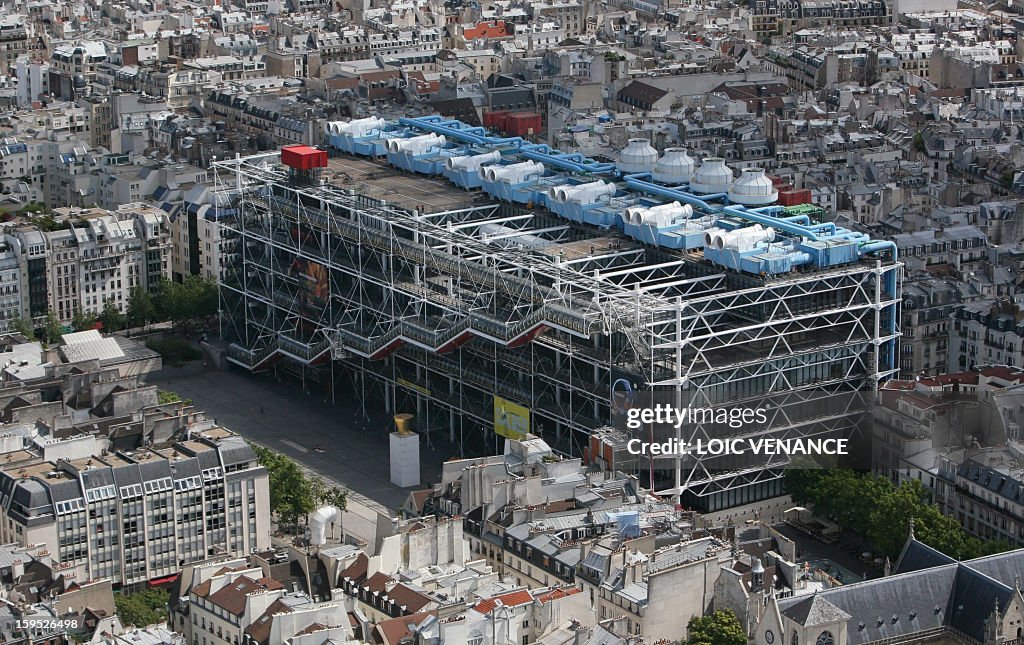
(148, 574, 180, 587)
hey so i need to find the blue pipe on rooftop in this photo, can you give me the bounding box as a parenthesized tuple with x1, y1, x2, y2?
(399, 117, 487, 145)
(858, 240, 900, 373)
(520, 150, 618, 174)
(827, 232, 870, 243)
(780, 215, 812, 225)
(624, 177, 718, 212)
(403, 117, 623, 174)
(721, 205, 822, 241)
(806, 222, 838, 234)
(860, 241, 898, 261)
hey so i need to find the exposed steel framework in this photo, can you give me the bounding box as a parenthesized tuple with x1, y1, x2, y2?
(216, 152, 901, 513)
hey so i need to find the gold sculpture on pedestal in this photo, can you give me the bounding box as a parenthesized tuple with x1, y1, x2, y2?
(394, 413, 414, 436)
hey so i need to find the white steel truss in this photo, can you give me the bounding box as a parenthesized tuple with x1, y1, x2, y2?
(215, 153, 901, 512)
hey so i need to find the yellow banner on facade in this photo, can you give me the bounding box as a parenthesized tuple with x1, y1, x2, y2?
(494, 396, 530, 439)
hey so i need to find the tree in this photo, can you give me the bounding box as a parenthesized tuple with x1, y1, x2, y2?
(309, 476, 329, 507)
(127, 287, 157, 328)
(99, 299, 126, 332)
(42, 310, 63, 345)
(114, 588, 169, 628)
(324, 486, 348, 513)
(867, 479, 930, 557)
(785, 467, 1012, 561)
(71, 308, 97, 332)
(251, 443, 315, 531)
(155, 277, 219, 330)
(686, 609, 746, 645)
(10, 317, 35, 341)
(157, 389, 181, 404)
(157, 389, 192, 406)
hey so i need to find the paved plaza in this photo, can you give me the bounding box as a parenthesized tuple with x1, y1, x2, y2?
(151, 362, 455, 513)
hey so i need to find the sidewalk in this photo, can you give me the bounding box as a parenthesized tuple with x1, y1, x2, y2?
(152, 363, 449, 513)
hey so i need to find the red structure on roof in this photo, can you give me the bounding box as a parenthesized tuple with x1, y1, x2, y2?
(281, 145, 328, 170)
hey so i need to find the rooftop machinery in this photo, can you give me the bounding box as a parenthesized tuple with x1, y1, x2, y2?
(217, 116, 901, 513)
(324, 115, 899, 368)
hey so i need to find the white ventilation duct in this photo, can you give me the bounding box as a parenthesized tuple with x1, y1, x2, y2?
(624, 202, 692, 227)
(704, 227, 728, 249)
(386, 134, 446, 155)
(728, 168, 779, 206)
(325, 117, 386, 137)
(548, 180, 616, 205)
(690, 157, 734, 194)
(484, 161, 545, 184)
(445, 150, 501, 171)
(616, 138, 659, 174)
(309, 505, 342, 546)
(652, 148, 695, 184)
(715, 224, 776, 251)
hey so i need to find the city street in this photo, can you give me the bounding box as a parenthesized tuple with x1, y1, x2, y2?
(151, 362, 456, 536)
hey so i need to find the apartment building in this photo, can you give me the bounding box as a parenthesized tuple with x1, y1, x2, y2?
(899, 279, 960, 378)
(49, 41, 108, 100)
(950, 300, 1024, 372)
(0, 426, 270, 588)
(5, 204, 171, 324)
(0, 241, 23, 332)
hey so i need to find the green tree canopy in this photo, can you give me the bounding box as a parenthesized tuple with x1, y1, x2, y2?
(784, 468, 1014, 560)
(71, 308, 97, 332)
(251, 443, 315, 529)
(155, 277, 218, 329)
(115, 588, 169, 628)
(42, 310, 63, 345)
(127, 287, 157, 328)
(10, 317, 35, 341)
(686, 609, 746, 645)
(99, 299, 126, 332)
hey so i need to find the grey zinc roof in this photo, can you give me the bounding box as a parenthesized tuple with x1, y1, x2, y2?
(0, 544, 26, 568)
(948, 565, 1012, 640)
(893, 539, 955, 575)
(581, 548, 609, 574)
(138, 459, 173, 480)
(963, 550, 1024, 588)
(556, 547, 581, 569)
(617, 582, 647, 605)
(110, 463, 143, 487)
(80, 466, 115, 490)
(11, 479, 50, 511)
(781, 595, 852, 626)
(196, 448, 220, 470)
(47, 479, 83, 503)
(218, 437, 255, 467)
(647, 537, 719, 574)
(779, 565, 958, 644)
(170, 457, 202, 479)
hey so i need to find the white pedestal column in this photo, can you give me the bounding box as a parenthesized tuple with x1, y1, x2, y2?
(389, 431, 421, 488)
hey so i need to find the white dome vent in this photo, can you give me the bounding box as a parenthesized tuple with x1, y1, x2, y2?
(728, 168, 779, 206)
(652, 148, 695, 184)
(690, 157, 734, 194)
(616, 138, 659, 174)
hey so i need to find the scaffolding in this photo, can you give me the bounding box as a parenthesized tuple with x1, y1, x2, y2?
(216, 151, 900, 513)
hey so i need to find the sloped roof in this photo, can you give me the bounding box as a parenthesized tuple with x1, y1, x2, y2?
(781, 595, 851, 626)
(617, 81, 669, 106)
(473, 589, 533, 615)
(208, 576, 284, 616)
(387, 583, 433, 613)
(893, 538, 955, 575)
(777, 565, 957, 644)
